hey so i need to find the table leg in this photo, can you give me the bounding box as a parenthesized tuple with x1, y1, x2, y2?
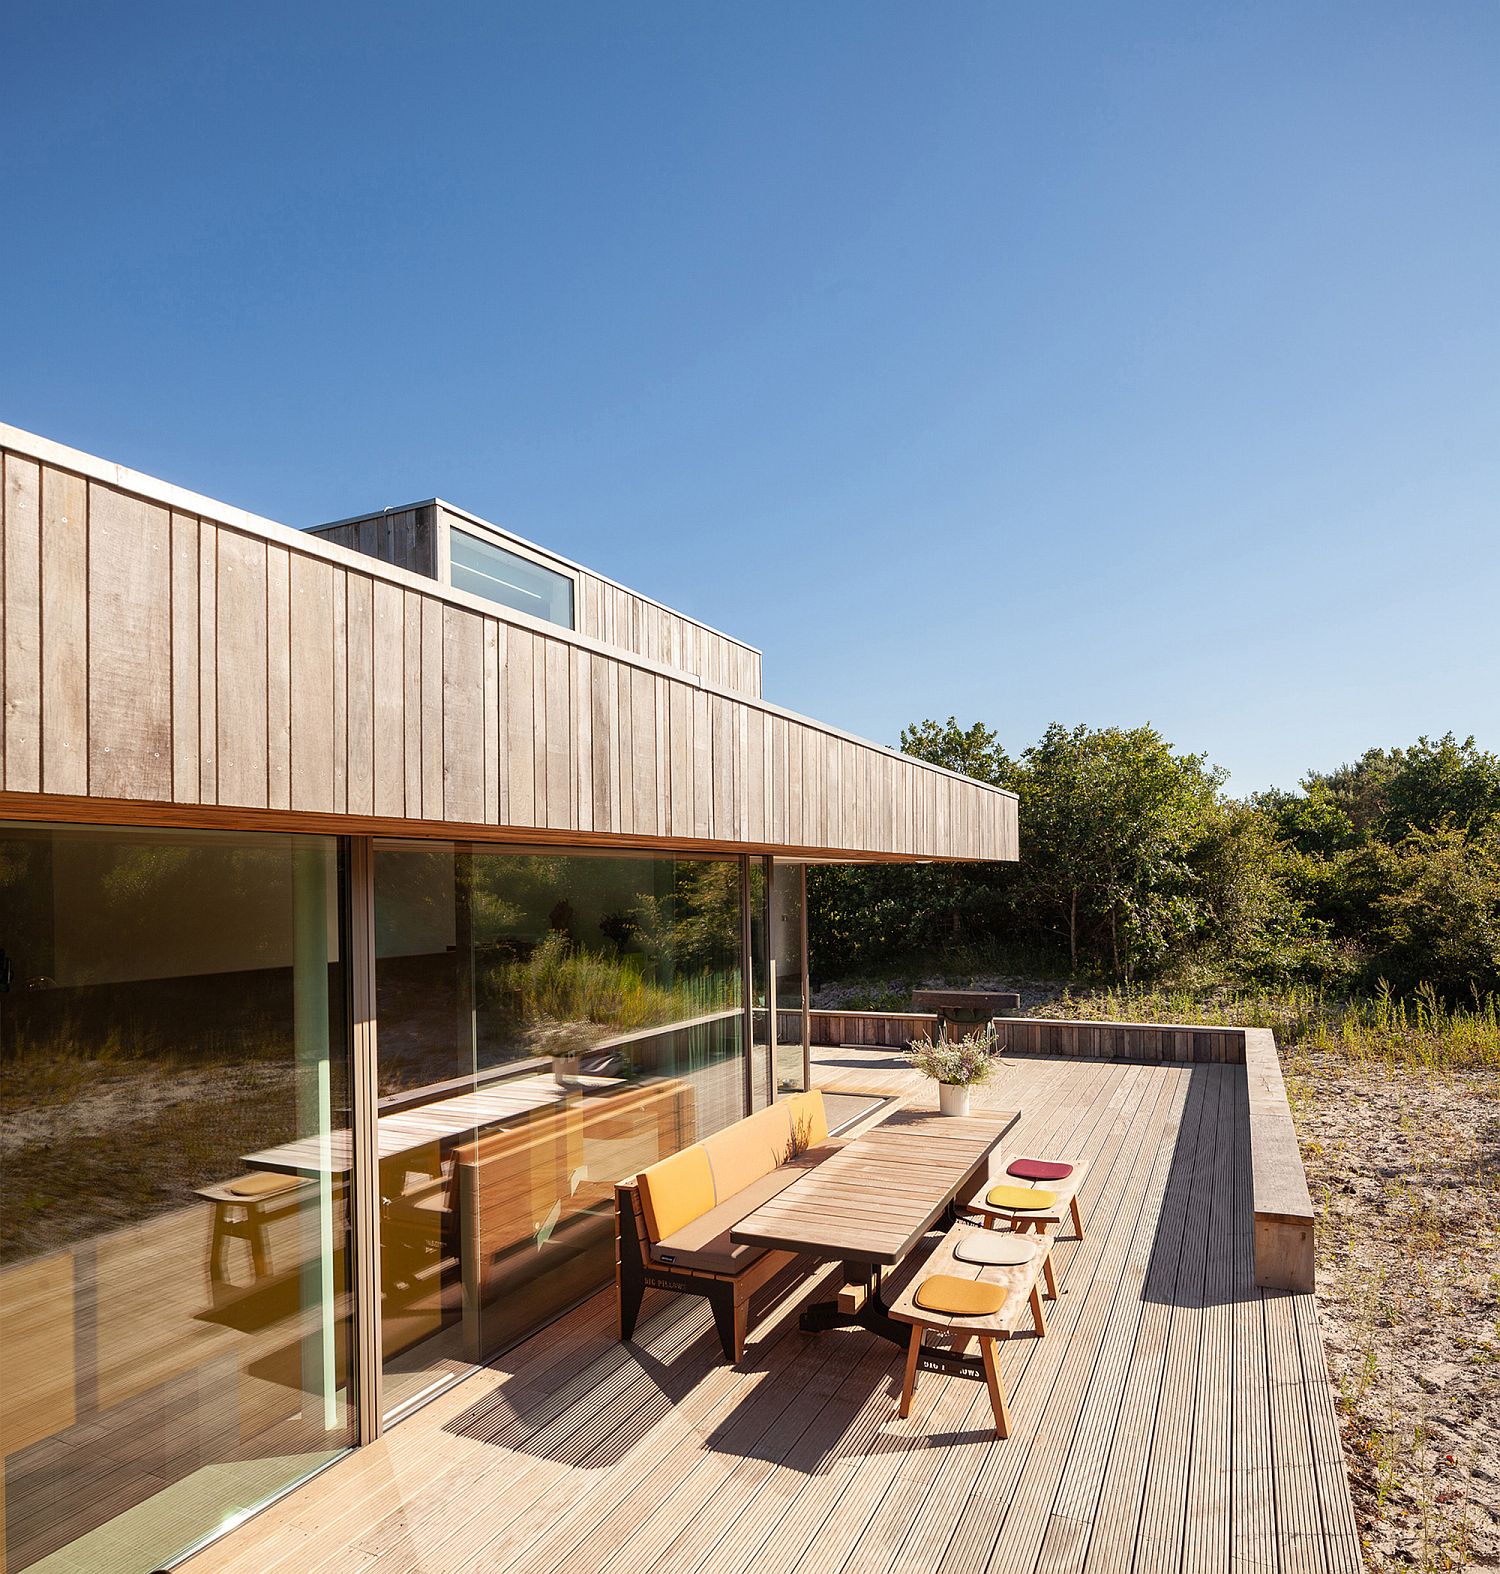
(798, 1262, 909, 1347)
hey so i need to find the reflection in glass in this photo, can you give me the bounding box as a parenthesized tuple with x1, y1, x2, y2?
(0, 824, 353, 1574)
(373, 844, 747, 1414)
(772, 863, 808, 1093)
(747, 858, 771, 1111)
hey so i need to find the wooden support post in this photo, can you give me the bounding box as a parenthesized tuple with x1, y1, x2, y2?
(347, 836, 383, 1443)
(837, 1282, 869, 1315)
(293, 840, 339, 1436)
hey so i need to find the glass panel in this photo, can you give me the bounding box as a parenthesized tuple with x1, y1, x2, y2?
(449, 527, 575, 629)
(373, 843, 745, 1413)
(0, 823, 353, 1574)
(747, 858, 771, 1110)
(772, 863, 807, 1094)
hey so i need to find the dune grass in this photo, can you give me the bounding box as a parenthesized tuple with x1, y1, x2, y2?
(490, 931, 739, 1039)
(1034, 980, 1500, 1073)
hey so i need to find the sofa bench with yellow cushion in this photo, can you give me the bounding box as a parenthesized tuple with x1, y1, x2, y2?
(616, 1090, 841, 1362)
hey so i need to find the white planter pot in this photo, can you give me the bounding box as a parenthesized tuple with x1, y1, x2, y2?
(938, 1083, 971, 1118)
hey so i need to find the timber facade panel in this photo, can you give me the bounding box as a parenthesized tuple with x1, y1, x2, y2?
(0, 430, 1018, 861)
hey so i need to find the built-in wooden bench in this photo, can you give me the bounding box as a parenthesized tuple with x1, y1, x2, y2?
(1244, 1027, 1315, 1291)
(615, 1090, 844, 1363)
(888, 1223, 1055, 1438)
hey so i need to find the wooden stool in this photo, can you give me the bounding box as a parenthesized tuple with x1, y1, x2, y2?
(889, 1226, 1054, 1439)
(197, 1172, 310, 1292)
(960, 1155, 1090, 1240)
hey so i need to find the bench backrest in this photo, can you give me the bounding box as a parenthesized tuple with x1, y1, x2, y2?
(635, 1089, 828, 1243)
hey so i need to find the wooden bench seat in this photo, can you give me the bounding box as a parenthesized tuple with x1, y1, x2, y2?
(958, 1154, 1090, 1239)
(648, 1145, 841, 1274)
(888, 1222, 1056, 1438)
(616, 1090, 844, 1363)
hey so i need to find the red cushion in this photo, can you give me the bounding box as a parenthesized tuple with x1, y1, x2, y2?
(1007, 1157, 1073, 1182)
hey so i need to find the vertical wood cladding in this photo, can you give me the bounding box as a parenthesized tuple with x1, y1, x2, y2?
(2, 449, 1017, 860)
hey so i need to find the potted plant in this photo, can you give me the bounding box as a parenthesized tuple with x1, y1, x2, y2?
(906, 1026, 998, 1117)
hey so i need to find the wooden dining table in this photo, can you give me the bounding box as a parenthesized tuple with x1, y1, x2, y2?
(730, 1105, 1017, 1346)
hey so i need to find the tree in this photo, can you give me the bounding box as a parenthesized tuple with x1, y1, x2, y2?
(1252, 781, 1357, 857)
(1373, 823, 1500, 996)
(1381, 734, 1500, 839)
(1302, 734, 1500, 844)
(807, 715, 1499, 998)
(898, 717, 1012, 787)
(1007, 723, 1228, 978)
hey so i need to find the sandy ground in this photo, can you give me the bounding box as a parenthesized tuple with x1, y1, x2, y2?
(1287, 1053, 1500, 1571)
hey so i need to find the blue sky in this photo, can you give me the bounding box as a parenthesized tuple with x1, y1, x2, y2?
(4, 3, 1496, 793)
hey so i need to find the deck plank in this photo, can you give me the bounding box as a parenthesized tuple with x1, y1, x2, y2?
(865, 1065, 1167, 1574)
(985, 1065, 1194, 1574)
(941, 1065, 1187, 1574)
(1079, 1062, 1221, 1574)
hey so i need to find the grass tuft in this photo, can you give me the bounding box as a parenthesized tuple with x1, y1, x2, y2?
(1032, 980, 1500, 1071)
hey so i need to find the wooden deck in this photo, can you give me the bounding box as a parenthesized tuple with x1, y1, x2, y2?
(182, 1051, 1361, 1574)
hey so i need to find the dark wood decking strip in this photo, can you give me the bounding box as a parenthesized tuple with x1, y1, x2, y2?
(176, 1052, 1360, 1574)
(956, 1066, 1190, 1574)
(934, 1064, 1185, 1574)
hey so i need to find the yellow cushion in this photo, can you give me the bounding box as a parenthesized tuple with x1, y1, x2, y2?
(226, 1173, 301, 1199)
(914, 1276, 1009, 1316)
(702, 1107, 787, 1198)
(985, 1184, 1058, 1212)
(755, 1099, 794, 1153)
(784, 1090, 829, 1149)
(637, 1145, 716, 1242)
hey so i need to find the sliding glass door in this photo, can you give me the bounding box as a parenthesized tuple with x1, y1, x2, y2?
(0, 823, 353, 1574)
(371, 842, 747, 1415)
(0, 822, 798, 1569)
